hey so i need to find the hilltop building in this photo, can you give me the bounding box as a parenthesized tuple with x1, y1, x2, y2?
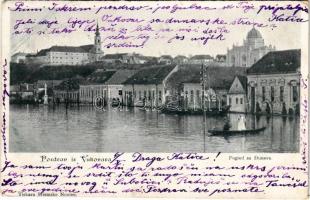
(226, 27, 275, 67)
(25, 24, 104, 66)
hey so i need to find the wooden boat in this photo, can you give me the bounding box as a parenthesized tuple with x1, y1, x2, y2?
(161, 105, 231, 116)
(208, 127, 266, 136)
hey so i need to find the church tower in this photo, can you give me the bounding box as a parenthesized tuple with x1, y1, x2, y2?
(93, 23, 103, 62)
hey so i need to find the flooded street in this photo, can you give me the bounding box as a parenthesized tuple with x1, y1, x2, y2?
(10, 104, 299, 153)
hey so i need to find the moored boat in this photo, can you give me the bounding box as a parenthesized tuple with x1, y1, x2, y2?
(161, 105, 231, 116)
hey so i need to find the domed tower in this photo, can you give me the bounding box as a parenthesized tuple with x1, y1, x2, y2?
(246, 27, 264, 50)
(94, 23, 103, 61)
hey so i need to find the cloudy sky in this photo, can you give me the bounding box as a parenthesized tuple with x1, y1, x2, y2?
(8, 1, 307, 57)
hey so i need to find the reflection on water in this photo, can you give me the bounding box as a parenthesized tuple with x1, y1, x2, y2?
(10, 104, 299, 153)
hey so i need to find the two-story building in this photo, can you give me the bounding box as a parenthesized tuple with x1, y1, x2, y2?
(104, 70, 138, 104)
(247, 49, 301, 115)
(123, 65, 178, 107)
(79, 69, 116, 104)
(165, 65, 246, 110)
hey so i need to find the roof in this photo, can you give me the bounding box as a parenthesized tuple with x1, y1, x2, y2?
(103, 54, 128, 59)
(247, 49, 301, 75)
(167, 65, 246, 90)
(49, 46, 87, 53)
(12, 52, 28, 57)
(124, 65, 176, 85)
(80, 45, 94, 52)
(190, 55, 213, 60)
(35, 45, 93, 56)
(174, 55, 188, 59)
(36, 80, 63, 87)
(160, 55, 173, 59)
(236, 75, 247, 90)
(216, 55, 226, 59)
(104, 70, 138, 85)
(247, 27, 262, 39)
(82, 70, 116, 85)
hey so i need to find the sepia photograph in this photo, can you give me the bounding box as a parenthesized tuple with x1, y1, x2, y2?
(9, 1, 302, 153)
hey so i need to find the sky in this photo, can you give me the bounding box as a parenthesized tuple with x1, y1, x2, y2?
(8, 1, 307, 57)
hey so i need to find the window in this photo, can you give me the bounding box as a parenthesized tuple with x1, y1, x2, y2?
(139, 91, 142, 100)
(190, 90, 194, 102)
(148, 90, 151, 100)
(196, 90, 200, 103)
(280, 86, 284, 102)
(293, 86, 298, 102)
(229, 97, 232, 105)
(159, 91, 162, 100)
(240, 98, 243, 104)
(262, 86, 265, 101)
(271, 86, 275, 102)
(236, 97, 238, 104)
(144, 91, 147, 98)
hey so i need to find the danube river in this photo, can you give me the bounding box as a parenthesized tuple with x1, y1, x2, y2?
(10, 104, 299, 153)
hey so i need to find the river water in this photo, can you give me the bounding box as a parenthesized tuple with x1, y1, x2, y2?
(9, 104, 299, 153)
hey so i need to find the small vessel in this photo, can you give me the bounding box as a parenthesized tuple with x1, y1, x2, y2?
(208, 127, 266, 136)
(161, 105, 231, 116)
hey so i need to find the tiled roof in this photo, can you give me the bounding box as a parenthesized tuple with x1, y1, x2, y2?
(247, 49, 300, 75)
(103, 54, 128, 59)
(80, 45, 94, 52)
(160, 55, 173, 59)
(82, 70, 116, 85)
(190, 55, 213, 60)
(50, 46, 87, 53)
(236, 75, 247, 90)
(36, 80, 63, 87)
(124, 65, 176, 85)
(35, 45, 93, 56)
(167, 65, 246, 90)
(105, 70, 138, 85)
(12, 52, 28, 57)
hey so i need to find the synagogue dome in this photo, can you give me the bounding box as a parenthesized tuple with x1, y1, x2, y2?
(247, 27, 262, 39)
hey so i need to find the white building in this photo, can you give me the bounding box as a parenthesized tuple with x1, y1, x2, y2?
(26, 24, 104, 66)
(227, 76, 247, 113)
(226, 27, 275, 67)
(104, 70, 138, 103)
(188, 55, 214, 65)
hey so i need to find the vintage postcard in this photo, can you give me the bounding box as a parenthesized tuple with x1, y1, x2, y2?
(0, 0, 308, 198)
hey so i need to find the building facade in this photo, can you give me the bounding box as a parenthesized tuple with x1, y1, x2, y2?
(227, 76, 247, 113)
(226, 27, 275, 67)
(79, 70, 116, 104)
(247, 49, 300, 115)
(123, 65, 178, 107)
(104, 70, 138, 103)
(25, 24, 104, 66)
(188, 55, 214, 65)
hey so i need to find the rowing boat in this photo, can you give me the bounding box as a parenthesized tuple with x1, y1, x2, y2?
(208, 127, 266, 136)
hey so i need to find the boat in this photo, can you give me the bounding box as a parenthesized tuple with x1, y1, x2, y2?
(161, 105, 231, 116)
(208, 127, 266, 136)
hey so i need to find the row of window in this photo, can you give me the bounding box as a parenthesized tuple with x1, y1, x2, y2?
(80, 89, 105, 99)
(261, 86, 298, 102)
(229, 97, 243, 105)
